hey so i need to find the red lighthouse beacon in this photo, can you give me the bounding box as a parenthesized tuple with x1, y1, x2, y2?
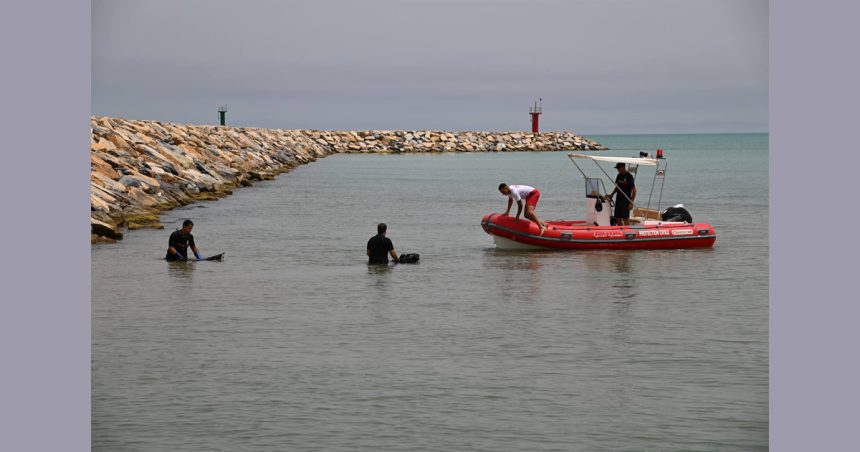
(529, 98, 542, 133)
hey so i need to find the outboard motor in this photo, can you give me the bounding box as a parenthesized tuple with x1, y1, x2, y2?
(398, 253, 420, 264)
(661, 204, 693, 223)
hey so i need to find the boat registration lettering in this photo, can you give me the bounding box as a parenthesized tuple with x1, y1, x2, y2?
(638, 229, 670, 237)
(594, 231, 624, 238)
(671, 229, 694, 236)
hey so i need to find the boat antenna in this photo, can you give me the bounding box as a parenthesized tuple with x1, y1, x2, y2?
(656, 159, 668, 214)
(646, 158, 660, 212)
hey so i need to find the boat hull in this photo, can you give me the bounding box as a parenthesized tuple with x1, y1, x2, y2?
(481, 213, 716, 250)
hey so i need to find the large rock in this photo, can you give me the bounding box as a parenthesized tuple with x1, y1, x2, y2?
(105, 132, 131, 151)
(92, 138, 116, 153)
(91, 155, 120, 180)
(91, 218, 122, 240)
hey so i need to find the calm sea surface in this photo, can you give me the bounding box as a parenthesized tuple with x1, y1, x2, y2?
(92, 133, 768, 451)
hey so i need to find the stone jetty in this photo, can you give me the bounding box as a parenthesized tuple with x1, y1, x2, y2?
(90, 116, 607, 242)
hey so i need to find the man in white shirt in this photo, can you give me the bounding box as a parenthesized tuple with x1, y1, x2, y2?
(498, 183, 548, 235)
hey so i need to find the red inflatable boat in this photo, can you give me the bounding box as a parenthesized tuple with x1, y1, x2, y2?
(481, 213, 716, 250)
(483, 152, 717, 250)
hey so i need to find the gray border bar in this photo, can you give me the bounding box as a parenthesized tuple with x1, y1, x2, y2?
(771, 0, 860, 450)
(0, 0, 91, 451)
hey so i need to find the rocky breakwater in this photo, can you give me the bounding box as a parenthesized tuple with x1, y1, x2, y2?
(90, 116, 606, 242)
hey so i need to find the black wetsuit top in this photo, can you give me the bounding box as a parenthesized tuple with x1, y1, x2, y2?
(166, 230, 195, 260)
(614, 172, 636, 218)
(367, 234, 394, 264)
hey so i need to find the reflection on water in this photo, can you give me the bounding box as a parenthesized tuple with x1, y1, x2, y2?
(609, 252, 636, 300)
(366, 263, 393, 275)
(166, 260, 196, 282)
(366, 262, 393, 295)
(483, 249, 553, 303)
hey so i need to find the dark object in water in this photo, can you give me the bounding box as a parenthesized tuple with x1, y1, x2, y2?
(398, 253, 420, 264)
(661, 206, 693, 223)
(166, 252, 225, 262)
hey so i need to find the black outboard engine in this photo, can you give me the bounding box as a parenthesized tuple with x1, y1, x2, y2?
(398, 253, 420, 264)
(661, 206, 693, 223)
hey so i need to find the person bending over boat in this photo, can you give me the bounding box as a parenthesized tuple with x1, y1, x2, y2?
(606, 162, 637, 226)
(367, 223, 399, 265)
(498, 183, 548, 235)
(166, 219, 204, 261)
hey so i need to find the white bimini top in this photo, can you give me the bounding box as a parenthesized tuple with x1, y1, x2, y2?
(508, 184, 536, 201)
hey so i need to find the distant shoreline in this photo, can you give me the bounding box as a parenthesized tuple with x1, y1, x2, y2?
(90, 116, 607, 243)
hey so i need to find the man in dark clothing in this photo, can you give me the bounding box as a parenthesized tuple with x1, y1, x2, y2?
(606, 162, 637, 226)
(166, 219, 203, 261)
(367, 223, 399, 265)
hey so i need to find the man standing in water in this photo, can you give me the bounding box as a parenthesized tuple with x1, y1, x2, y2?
(498, 183, 548, 235)
(606, 162, 637, 226)
(166, 219, 204, 261)
(367, 223, 399, 265)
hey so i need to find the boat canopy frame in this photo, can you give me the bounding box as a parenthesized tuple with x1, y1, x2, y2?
(567, 152, 670, 218)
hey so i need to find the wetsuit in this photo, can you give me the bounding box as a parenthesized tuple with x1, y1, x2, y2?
(166, 230, 195, 260)
(367, 234, 394, 264)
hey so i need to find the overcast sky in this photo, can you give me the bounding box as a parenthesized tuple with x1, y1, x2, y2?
(92, 0, 767, 134)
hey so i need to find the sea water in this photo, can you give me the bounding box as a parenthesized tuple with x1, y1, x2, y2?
(92, 133, 768, 451)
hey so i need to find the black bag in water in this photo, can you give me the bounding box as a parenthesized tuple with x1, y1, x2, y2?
(661, 206, 693, 223)
(398, 253, 420, 264)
